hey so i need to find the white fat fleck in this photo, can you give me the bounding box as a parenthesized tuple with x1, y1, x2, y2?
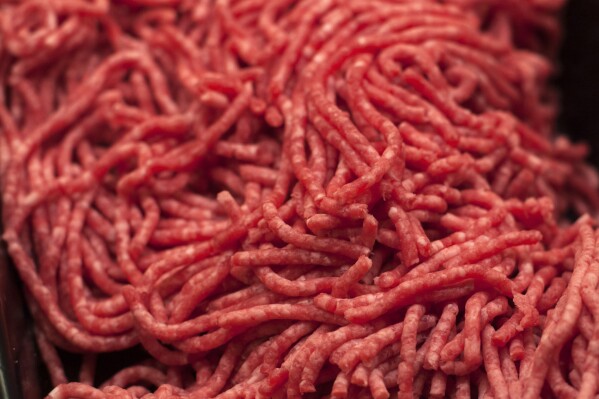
(22, 192, 40, 208)
(430, 241, 443, 253)
(184, 247, 196, 257)
(45, 35, 59, 47)
(321, 23, 334, 34)
(313, 53, 326, 64)
(402, 180, 415, 192)
(353, 60, 367, 68)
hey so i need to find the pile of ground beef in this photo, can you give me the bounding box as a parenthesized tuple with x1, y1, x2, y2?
(1, 0, 598, 398)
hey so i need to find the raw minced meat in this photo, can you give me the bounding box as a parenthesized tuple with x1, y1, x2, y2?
(0, 0, 596, 398)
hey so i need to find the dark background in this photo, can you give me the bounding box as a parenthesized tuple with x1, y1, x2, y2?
(559, 0, 599, 161)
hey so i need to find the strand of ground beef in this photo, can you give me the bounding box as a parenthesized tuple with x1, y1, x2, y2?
(0, 0, 597, 398)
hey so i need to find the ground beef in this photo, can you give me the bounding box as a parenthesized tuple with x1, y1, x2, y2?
(0, 0, 596, 398)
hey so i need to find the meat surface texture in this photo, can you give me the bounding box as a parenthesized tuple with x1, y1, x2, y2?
(2, 0, 598, 398)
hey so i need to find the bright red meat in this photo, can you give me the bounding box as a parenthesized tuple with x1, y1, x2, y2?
(1, 0, 597, 398)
